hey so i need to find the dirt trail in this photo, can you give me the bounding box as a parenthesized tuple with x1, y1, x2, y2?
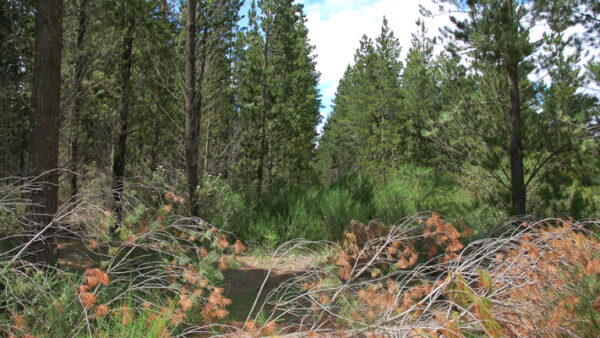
(222, 254, 314, 322)
(56, 239, 314, 324)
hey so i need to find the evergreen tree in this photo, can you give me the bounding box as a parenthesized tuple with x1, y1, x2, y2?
(432, 0, 535, 215)
(111, 0, 137, 226)
(318, 18, 403, 183)
(402, 20, 442, 166)
(237, 0, 320, 192)
(0, 0, 35, 177)
(371, 17, 403, 181)
(432, 0, 598, 215)
(184, 0, 242, 215)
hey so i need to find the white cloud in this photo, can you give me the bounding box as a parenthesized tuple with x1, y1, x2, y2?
(297, 0, 453, 124)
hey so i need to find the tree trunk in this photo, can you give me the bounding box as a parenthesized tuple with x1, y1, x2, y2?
(380, 73, 386, 183)
(203, 113, 211, 175)
(257, 14, 270, 195)
(26, 0, 64, 265)
(185, 0, 199, 216)
(70, 0, 88, 200)
(150, 0, 169, 173)
(506, 0, 526, 215)
(150, 92, 160, 172)
(111, 9, 135, 229)
(197, 21, 208, 175)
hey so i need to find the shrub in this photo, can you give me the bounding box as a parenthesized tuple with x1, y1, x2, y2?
(0, 183, 245, 336)
(197, 174, 246, 232)
(373, 165, 470, 224)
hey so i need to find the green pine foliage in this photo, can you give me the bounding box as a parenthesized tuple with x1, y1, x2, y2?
(235, 0, 321, 191)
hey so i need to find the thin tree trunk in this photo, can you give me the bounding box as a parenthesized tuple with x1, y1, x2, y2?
(150, 0, 169, 173)
(1, 99, 6, 177)
(70, 0, 88, 200)
(203, 113, 211, 175)
(197, 21, 209, 177)
(111, 9, 135, 229)
(150, 98, 160, 172)
(26, 0, 64, 265)
(380, 73, 386, 183)
(506, 0, 526, 215)
(185, 0, 199, 216)
(258, 14, 270, 195)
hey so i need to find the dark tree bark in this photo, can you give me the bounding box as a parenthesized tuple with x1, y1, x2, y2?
(203, 113, 211, 175)
(185, 0, 200, 216)
(150, 92, 161, 172)
(70, 0, 88, 200)
(111, 8, 135, 229)
(257, 12, 270, 195)
(506, 0, 526, 215)
(26, 0, 64, 265)
(150, 1, 170, 173)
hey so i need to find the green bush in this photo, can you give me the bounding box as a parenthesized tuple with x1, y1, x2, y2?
(197, 174, 247, 231)
(373, 165, 470, 224)
(318, 187, 372, 240)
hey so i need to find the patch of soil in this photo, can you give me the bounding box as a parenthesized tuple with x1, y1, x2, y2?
(222, 255, 313, 322)
(56, 239, 94, 270)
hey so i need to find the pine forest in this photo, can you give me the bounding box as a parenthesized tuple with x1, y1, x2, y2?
(1, 0, 600, 336)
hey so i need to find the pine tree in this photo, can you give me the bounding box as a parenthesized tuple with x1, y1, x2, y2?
(111, 0, 136, 227)
(372, 17, 403, 181)
(402, 20, 441, 166)
(67, 0, 89, 200)
(433, 0, 534, 215)
(237, 0, 320, 192)
(432, 0, 598, 215)
(26, 0, 64, 265)
(184, 0, 242, 215)
(0, 0, 35, 177)
(318, 18, 403, 183)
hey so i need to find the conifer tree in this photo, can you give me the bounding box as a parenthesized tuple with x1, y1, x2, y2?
(0, 0, 35, 177)
(432, 0, 598, 215)
(402, 20, 442, 166)
(111, 0, 136, 226)
(318, 18, 403, 182)
(237, 0, 320, 192)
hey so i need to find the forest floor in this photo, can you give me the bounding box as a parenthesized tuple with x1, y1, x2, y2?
(56, 238, 315, 324)
(222, 254, 314, 323)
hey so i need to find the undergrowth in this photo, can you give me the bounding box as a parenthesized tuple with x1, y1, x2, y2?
(0, 180, 245, 337)
(241, 215, 600, 337)
(1, 172, 599, 337)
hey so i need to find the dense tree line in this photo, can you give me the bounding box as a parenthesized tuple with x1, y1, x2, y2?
(1, 0, 320, 263)
(318, 1, 599, 216)
(1, 0, 599, 264)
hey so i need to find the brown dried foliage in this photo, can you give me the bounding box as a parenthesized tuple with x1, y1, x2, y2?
(265, 217, 600, 337)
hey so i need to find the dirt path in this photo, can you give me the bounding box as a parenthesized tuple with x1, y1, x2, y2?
(56, 239, 315, 324)
(222, 254, 314, 323)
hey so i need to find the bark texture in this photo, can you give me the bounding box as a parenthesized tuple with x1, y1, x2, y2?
(26, 0, 64, 265)
(185, 0, 199, 216)
(111, 9, 135, 228)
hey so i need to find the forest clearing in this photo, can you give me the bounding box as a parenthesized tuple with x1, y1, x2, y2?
(1, 0, 600, 336)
